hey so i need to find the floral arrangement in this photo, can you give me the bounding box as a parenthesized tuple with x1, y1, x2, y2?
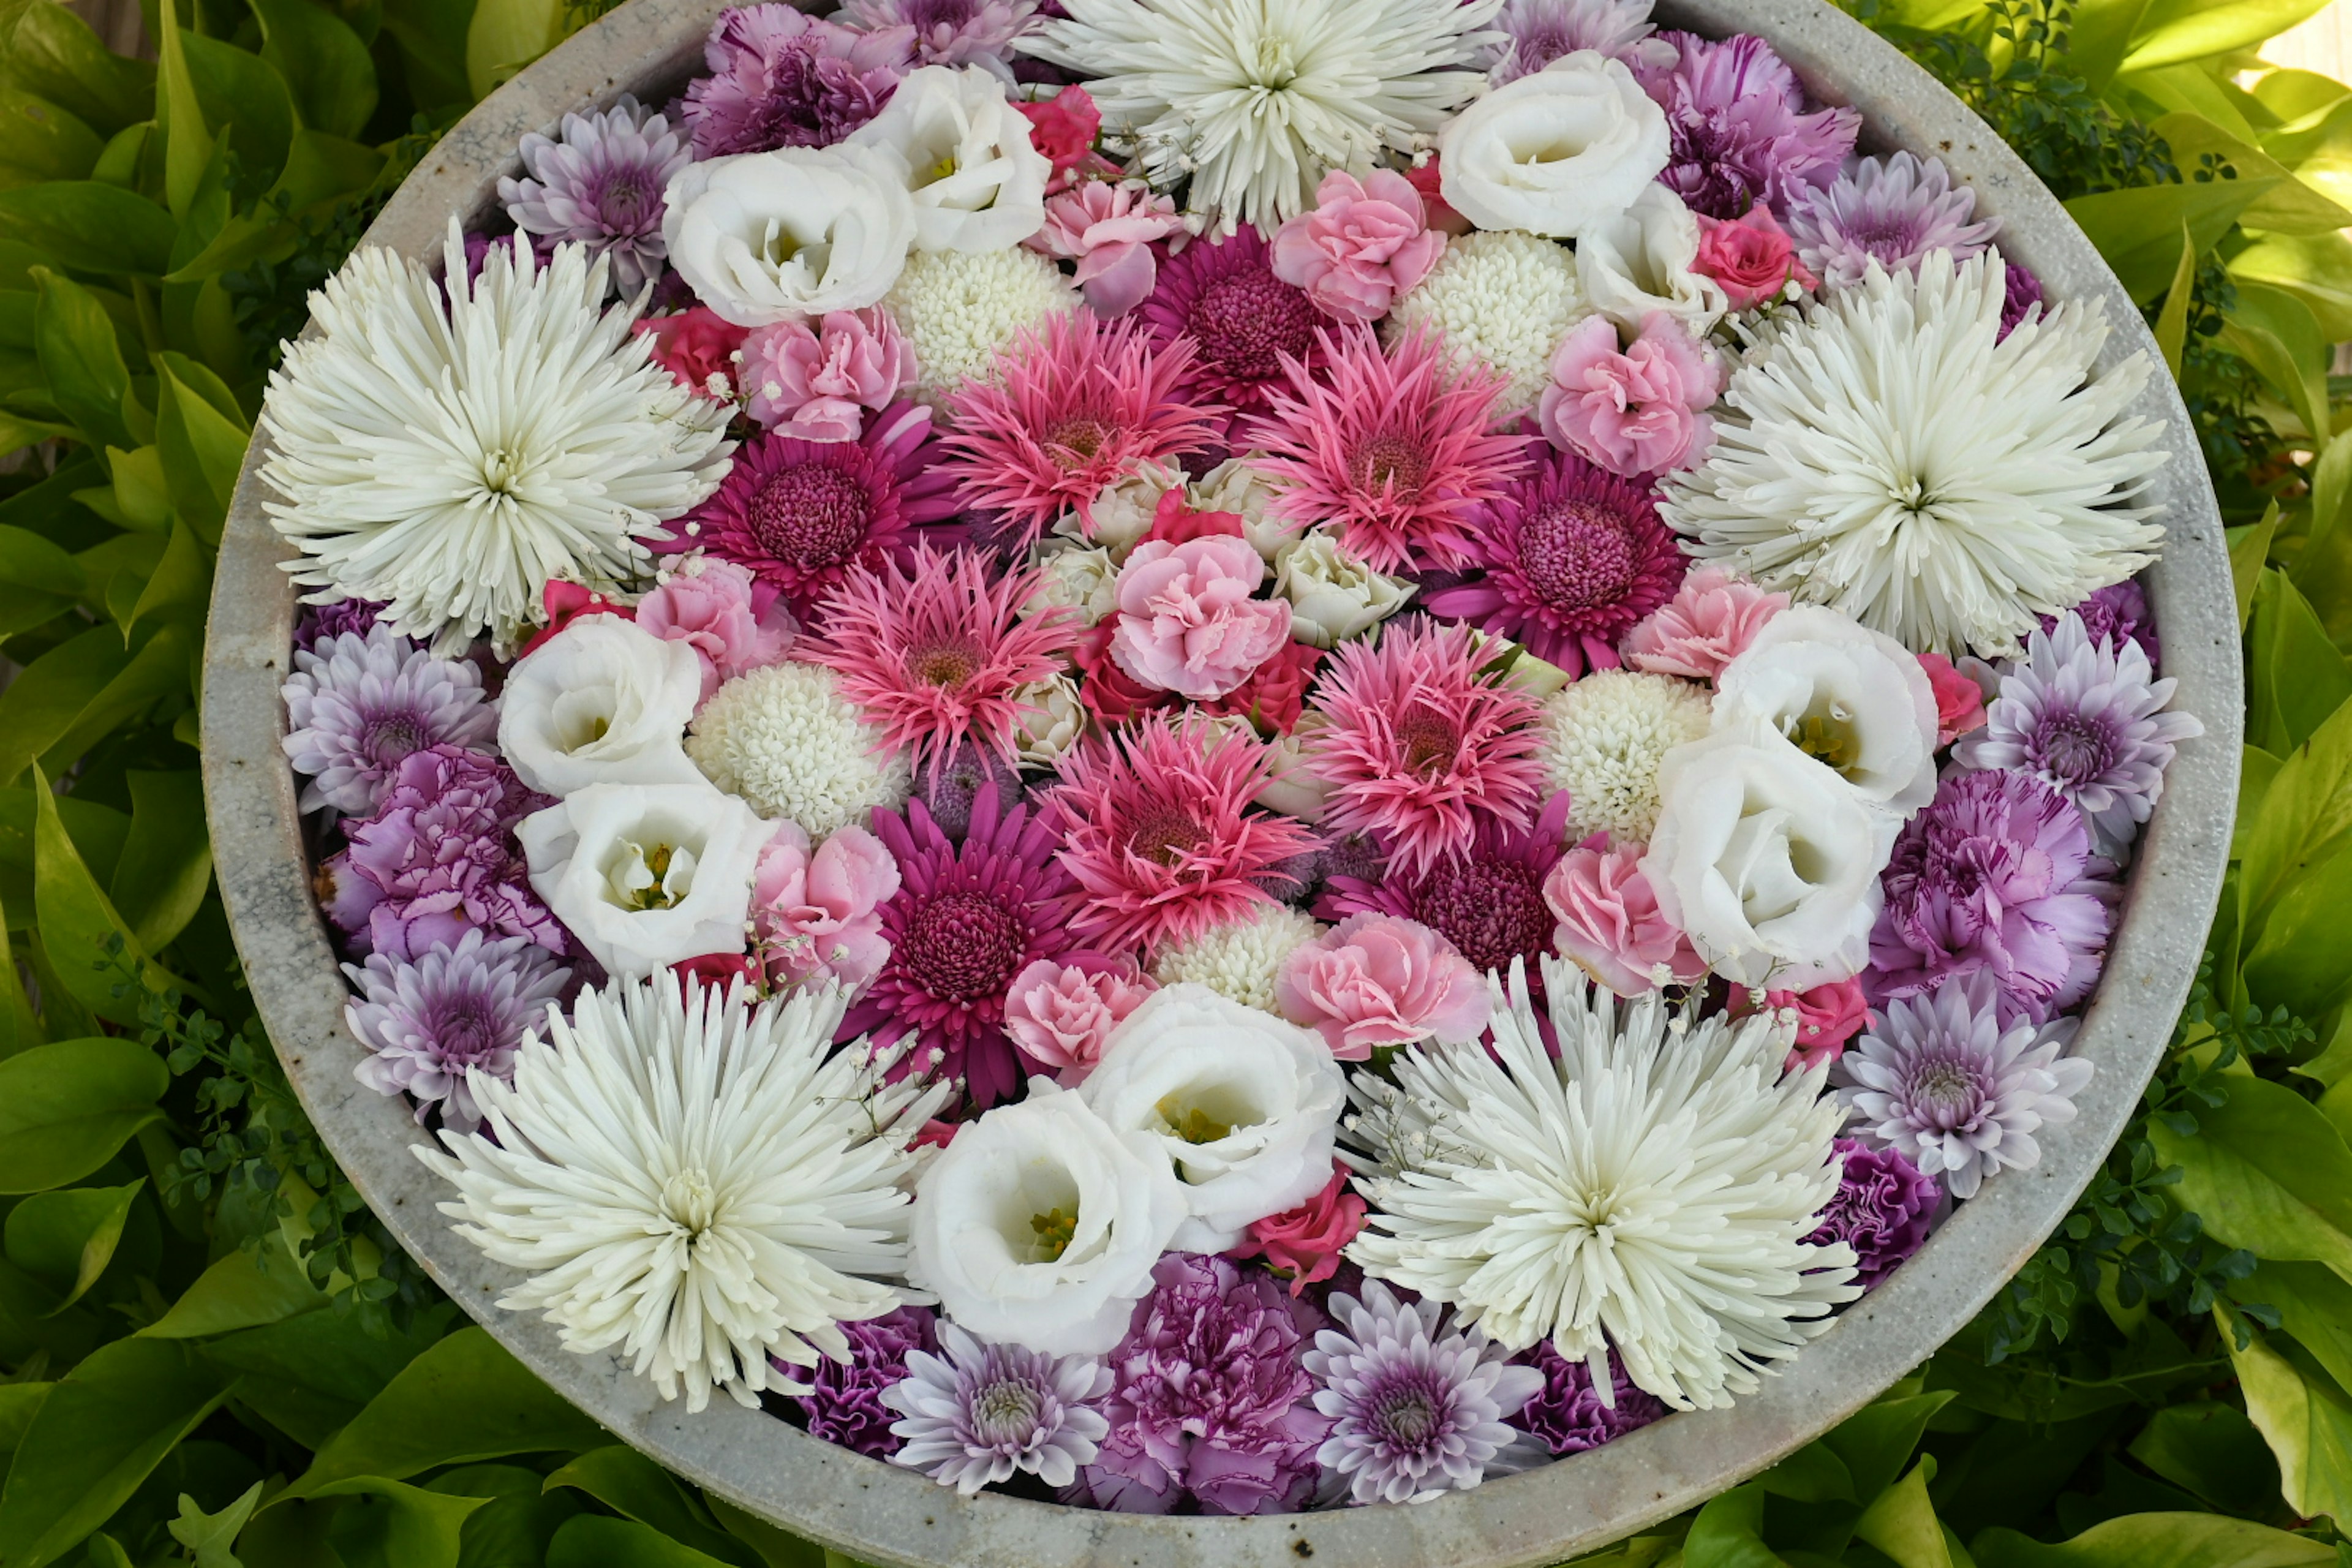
(260, 0, 2203, 1516)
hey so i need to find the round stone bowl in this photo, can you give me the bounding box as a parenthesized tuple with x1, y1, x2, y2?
(200, 1, 2242, 1562)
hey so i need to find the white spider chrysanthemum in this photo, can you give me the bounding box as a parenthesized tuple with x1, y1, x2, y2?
(1387, 230, 1590, 416)
(1659, 250, 2166, 660)
(886, 246, 1077, 402)
(1022, 0, 1503, 230)
(1344, 957, 1859, 1412)
(686, 662, 914, 835)
(418, 975, 948, 1412)
(1539, 669, 1710, 843)
(1152, 903, 1325, 1012)
(261, 221, 734, 655)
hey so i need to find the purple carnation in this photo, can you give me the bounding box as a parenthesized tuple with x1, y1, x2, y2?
(1805, 1139, 1939, 1287)
(681, 3, 913, 158)
(1068, 1254, 1332, 1516)
(497, 94, 693, 295)
(1867, 770, 2118, 1026)
(1632, 32, 1859, 220)
(295, 597, 386, 652)
(1513, 1342, 1667, 1457)
(323, 744, 565, 964)
(1999, 255, 2045, 341)
(344, 927, 570, 1133)
(282, 624, 498, 817)
(791, 1306, 937, 1459)
(885, 1322, 1112, 1494)
(1787, 151, 2000, 291)
(1485, 0, 1659, 81)
(2042, 579, 2158, 670)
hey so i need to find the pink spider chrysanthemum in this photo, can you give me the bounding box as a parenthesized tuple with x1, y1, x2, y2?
(938, 312, 1227, 546)
(1044, 713, 1322, 957)
(802, 542, 1080, 768)
(1246, 327, 1532, 575)
(1303, 622, 1550, 878)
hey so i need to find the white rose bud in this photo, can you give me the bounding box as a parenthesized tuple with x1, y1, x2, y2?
(1189, 456, 1294, 561)
(1012, 673, 1088, 766)
(1023, 544, 1121, 625)
(1273, 531, 1415, 647)
(1058, 457, 1184, 557)
(1257, 721, 1330, 823)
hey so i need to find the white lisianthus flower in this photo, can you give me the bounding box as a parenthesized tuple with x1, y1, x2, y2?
(849, 66, 1052, 252)
(1080, 983, 1346, 1251)
(1712, 606, 1941, 818)
(1190, 457, 1294, 560)
(1057, 457, 1185, 556)
(499, 618, 706, 795)
(519, 782, 776, 977)
(907, 1083, 1188, 1355)
(663, 146, 918, 325)
(1024, 544, 1122, 625)
(1273, 532, 1417, 648)
(1011, 673, 1088, 766)
(1642, 719, 1885, 988)
(1437, 51, 1668, 238)
(1576, 183, 1727, 336)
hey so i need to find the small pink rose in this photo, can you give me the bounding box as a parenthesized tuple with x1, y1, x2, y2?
(1015, 85, 1119, 192)
(1543, 834, 1706, 997)
(1269, 168, 1446, 323)
(1403, 158, 1473, 236)
(1538, 311, 1724, 478)
(673, 951, 761, 991)
(1004, 953, 1158, 1087)
(737, 308, 916, 440)
(1027, 181, 1185, 316)
(1915, 652, 1988, 747)
(1137, 486, 1245, 548)
(1766, 977, 1871, 1072)
(519, 580, 630, 658)
(752, 821, 902, 994)
(636, 557, 799, 703)
(633, 306, 748, 400)
(1108, 534, 1293, 700)
(1274, 912, 1489, 1059)
(1227, 1167, 1368, 1295)
(1693, 203, 1820, 312)
(1622, 565, 1789, 680)
(911, 1118, 959, 1150)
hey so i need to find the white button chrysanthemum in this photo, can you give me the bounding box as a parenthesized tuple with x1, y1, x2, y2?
(886, 246, 1077, 402)
(1022, 0, 1503, 230)
(685, 661, 914, 835)
(1386, 230, 1591, 416)
(417, 975, 949, 1412)
(1539, 668, 1711, 843)
(260, 221, 734, 655)
(1344, 957, 1860, 1412)
(1659, 250, 2168, 660)
(1151, 903, 1326, 1013)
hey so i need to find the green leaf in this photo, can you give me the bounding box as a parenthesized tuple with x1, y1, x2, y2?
(1822, 1392, 1955, 1508)
(0, 1, 154, 135)
(247, 0, 378, 140)
(2067, 0, 2155, 91)
(178, 33, 295, 194)
(0, 1381, 51, 1458)
(2236, 688, 2352, 940)
(153, 353, 248, 545)
(2150, 1073, 2352, 1276)
(2239, 1261, 2352, 1392)
(2230, 504, 2280, 633)
(2154, 216, 2196, 379)
(137, 1234, 328, 1340)
(108, 769, 211, 953)
(543, 1448, 760, 1568)
(2128, 1401, 2285, 1518)
(2065, 176, 2278, 301)
(168, 1480, 262, 1568)
(545, 1517, 745, 1568)
(2, 1179, 142, 1314)
(464, 0, 564, 101)
(203, 1301, 454, 1449)
(2223, 1316, 2352, 1526)
(705, 1498, 824, 1568)
(376, 0, 475, 116)
(0, 1038, 167, 1193)
(1971, 1513, 2334, 1568)
(153, 0, 212, 222)
(0, 183, 175, 279)
(2152, 110, 2352, 235)
(2244, 568, 2352, 758)
(42, 624, 197, 777)
(1756, 1439, 1858, 1503)
(1681, 1483, 1788, 1568)
(2238, 742, 2285, 859)
(29, 267, 130, 450)
(317, 1477, 492, 1568)
(33, 763, 194, 1024)
(1851, 1458, 1956, 1568)
(0, 89, 100, 188)
(2221, 282, 2335, 450)
(2122, 0, 2335, 74)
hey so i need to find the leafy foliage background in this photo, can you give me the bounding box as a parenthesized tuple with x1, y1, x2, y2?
(1, 0, 2350, 1561)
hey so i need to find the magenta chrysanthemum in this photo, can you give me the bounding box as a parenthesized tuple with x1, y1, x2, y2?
(344, 927, 572, 1134)
(1632, 31, 1860, 219)
(939, 312, 1226, 545)
(681, 2, 913, 157)
(802, 542, 1082, 768)
(1787, 151, 2000, 290)
(1321, 793, 1573, 987)
(669, 403, 957, 620)
(1044, 714, 1322, 957)
(282, 624, 497, 817)
(1422, 447, 1686, 675)
(1248, 327, 1532, 575)
(1138, 228, 1326, 423)
(496, 95, 693, 295)
(1302, 623, 1549, 878)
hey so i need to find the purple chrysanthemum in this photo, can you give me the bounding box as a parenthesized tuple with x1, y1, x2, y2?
(884, 1321, 1112, 1494)
(790, 1306, 938, 1459)
(1632, 32, 1860, 219)
(1304, 1281, 1542, 1506)
(322, 744, 564, 964)
(295, 597, 386, 652)
(1069, 1254, 1332, 1517)
(496, 94, 693, 295)
(1805, 1138, 1940, 1288)
(1485, 0, 1659, 80)
(912, 741, 1026, 841)
(344, 927, 570, 1133)
(1514, 1342, 1668, 1457)
(1999, 254, 2045, 341)
(1868, 770, 2117, 1025)
(1138, 228, 1325, 426)
(681, 2, 913, 158)
(836, 0, 1039, 73)
(1951, 610, 2202, 852)
(2042, 579, 2158, 669)
(1422, 447, 1686, 676)
(282, 624, 497, 817)
(1787, 151, 2000, 291)
(843, 782, 1077, 1109)
(1319, 793, 1571, 992)
(1834, 974, 2092, 1199)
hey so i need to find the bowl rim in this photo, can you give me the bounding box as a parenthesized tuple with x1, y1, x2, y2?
(198, 2, 2243, 1562)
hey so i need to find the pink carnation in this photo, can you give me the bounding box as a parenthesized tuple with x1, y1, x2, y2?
(1917, 651, 1988, 746)
(751, 820, 900, 993)
(1693, 203, 1819, 311)
(1542, 835, 1705, 997)
(1109, 534, 1293, 700)
(1228, 1167, 1368, 1296)
(636, 558, 799, 703)
(1622, 565, 1787, 680)
(634, 306, 748, 399)
(737, 308, 916, 439)
(1273, 913, 1490, 1059)
(1028, 181, 1184, 316)
(1765, 977, 1871, 1072)
(1538, 311, 1723, 478)
(1002, 952, 1158, 1086)
(1269, 169, 1445, 323)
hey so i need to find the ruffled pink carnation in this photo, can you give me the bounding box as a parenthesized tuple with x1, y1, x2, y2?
(1028, 181, 1184, 316)
(1542, 834, 1705, 997)
(1273, 913, 1490, 1059)
(1003, 952, 1158, 1085)
(1268, 169, 1445, 323)
(636, 557, 799, 703)
(1109, 534, 1292, 701)
(1693, 203, 1818, 311)
(1917, 651, 1989, 746)
(1539, 312, 1723, 479)
(752, 820, 900, 992)
(1228, 1169, 1367, 1296)
(737, 308, 916, 439)
(1621, 564, 1786, 680)
(634, 307, 749, 399)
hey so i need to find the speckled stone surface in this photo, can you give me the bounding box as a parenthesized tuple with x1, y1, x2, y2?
(199, 1, 2242, 1562)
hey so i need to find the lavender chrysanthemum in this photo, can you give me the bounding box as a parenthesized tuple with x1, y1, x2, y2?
(1514, 1341, 1667, 1456)
(282, 624, 497, 816)
(2045, 579, 2158, 669)
(295, 597, 386, 652)
(1804, 1138, 1939, 1288)
(1484, 0, 1657, 81)
(791, 1304, 937, 1458)
(1788, 151, 2000, 290)
(682, 3, 914, 157)
(344, 928, 571, 1134)
(911, 742, 1025, 841)
(838, 0, 1040, 74)
(1304, 1280, 1542, 1505)
(885, 1321, 1113, 1494)
(496, 95, 692, 295)
(1951, 610, 2201, 851)
(1834, 975, 2092, 1199)
(1632, 32, 1858, 219)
